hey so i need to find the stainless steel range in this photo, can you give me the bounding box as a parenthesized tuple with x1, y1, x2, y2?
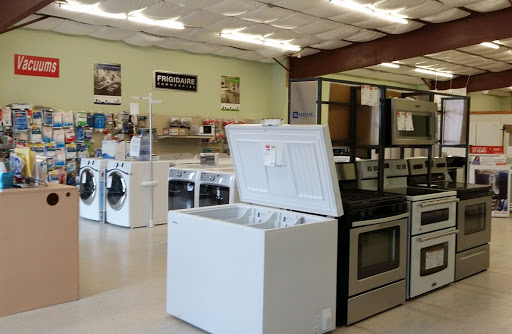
(357, 158, 460, 298)
(337, 163, 409, 325)
(408, 157, 492, 281)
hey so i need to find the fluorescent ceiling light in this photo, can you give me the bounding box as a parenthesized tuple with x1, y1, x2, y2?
(220, 31, 301, 52)
(380, 62, 400, 68)
(414, 67, 453, 78)
(127, 15, 184, 29)
(61, 1, 184, 29)
(480, 42, 499, 49)
(61, 1, 126, 19)
(330, 0, 408, 24)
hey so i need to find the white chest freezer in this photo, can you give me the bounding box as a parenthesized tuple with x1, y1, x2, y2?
(167, 124, 344, 334)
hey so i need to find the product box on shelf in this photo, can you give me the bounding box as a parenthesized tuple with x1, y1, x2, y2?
(178, 128, 189, 136)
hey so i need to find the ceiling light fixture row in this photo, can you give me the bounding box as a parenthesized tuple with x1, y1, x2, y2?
(379, 62, 454, 78)
(330, 0, 408, 24)
(219, 30, 301, 52)
(61, 1, 185, 29)
(480, 41, 500, 49)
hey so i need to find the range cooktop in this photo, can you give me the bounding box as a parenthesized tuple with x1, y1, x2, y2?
(386, 186, 457, 202)
(340, 189, 407, 222)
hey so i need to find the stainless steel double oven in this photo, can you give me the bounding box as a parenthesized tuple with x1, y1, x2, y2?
(407, 157, 492, 281)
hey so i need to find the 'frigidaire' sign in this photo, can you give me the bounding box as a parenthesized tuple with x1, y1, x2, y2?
(153, 70, 197, 92)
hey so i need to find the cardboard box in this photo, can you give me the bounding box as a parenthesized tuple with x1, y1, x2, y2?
(169, 127, 180, 136)
(162, 128, 170, 135)
(178, 128, 189, 136)
(102, 140, 126, 160)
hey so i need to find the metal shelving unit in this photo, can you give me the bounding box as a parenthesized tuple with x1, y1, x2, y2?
(289, 77, 472, 191)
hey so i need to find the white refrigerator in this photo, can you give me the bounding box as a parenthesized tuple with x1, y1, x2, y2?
(167, 124, 344, 334)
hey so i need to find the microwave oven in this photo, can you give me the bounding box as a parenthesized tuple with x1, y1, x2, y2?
(190, 125, 215, 136)
(386, 98, 438, 146)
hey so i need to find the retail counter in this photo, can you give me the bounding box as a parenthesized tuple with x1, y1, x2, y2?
(0, 183, 79, 317)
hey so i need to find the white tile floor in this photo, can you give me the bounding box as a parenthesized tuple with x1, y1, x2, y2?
(1, 217, 511, 333)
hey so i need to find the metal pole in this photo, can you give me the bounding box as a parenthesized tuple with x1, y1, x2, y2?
(148, 93, 154, 228)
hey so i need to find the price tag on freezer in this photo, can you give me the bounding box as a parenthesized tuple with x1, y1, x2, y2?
(425, 248, 445, 270)
(107, 175, 112, 188)
(405, 112, 414, 131)
(264, 144, 276, 166)
(397, 112, 406, 131)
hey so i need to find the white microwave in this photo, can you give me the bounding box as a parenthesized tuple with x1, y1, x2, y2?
(386, 98, 438, 146)
(191, 125, 215, 136)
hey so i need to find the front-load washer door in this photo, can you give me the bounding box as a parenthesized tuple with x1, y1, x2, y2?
(79, 168, 97, 205)
(107, 171, 127, 211)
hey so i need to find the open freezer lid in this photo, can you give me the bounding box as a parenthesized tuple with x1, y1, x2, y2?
(226, 124, 344, 217)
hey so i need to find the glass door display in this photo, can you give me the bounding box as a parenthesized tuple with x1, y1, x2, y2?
(107, 171, 127, 210)
(79, 168, 96, 205)
(198, 185, 230, 207)
(169, 181, 195, 210)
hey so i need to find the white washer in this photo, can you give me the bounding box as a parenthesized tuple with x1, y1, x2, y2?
(197, 169, 239, 207)
(168, 167, 200, 211)
(79, 158, 109, 221)
(106, 160, 172, 228)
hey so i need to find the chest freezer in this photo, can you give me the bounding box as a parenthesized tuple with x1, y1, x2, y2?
(167, 124, 344, 334)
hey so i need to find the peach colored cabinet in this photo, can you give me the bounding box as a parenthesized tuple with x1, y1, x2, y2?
(0, 184, 79, 317)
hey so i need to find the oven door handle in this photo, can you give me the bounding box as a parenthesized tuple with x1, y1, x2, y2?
(420, 229, 459, 242)
(421, 198, 459, 208)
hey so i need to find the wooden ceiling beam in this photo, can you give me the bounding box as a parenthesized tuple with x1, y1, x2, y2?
(289, 7, 512, 79)
(435, 69, 512, 93)
(0, 0, 54, 33)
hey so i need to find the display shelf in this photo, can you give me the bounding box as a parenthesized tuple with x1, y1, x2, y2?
(321, 101, 351, 107)
(157, 135, 215, 139)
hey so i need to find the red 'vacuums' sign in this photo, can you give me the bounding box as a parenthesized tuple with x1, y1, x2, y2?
(14, 54, 59, 78)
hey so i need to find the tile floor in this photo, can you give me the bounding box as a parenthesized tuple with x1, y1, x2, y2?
(1, 217, 511, 334)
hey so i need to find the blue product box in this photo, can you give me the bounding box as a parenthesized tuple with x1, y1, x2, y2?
(0, 172, 14, 189)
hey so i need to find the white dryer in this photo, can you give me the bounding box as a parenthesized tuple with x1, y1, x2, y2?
(79, 158, 109, 221)
(106, 160, 172, 228)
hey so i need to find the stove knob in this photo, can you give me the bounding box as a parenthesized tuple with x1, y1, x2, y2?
(176, 172, 182, 177)
(209, 175, 215, 181)
(359, 210, 366, 218)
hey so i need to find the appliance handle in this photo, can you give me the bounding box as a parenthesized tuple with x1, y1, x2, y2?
(420, 229, 458, 242)
(352, 212, 409, 227)
(461, 250, 487, 260)
(421, 197, 459, 208)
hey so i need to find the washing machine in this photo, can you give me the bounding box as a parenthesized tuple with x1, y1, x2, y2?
(168, 167, 200, 211)
(197, 168, 239, 207)
(106, 160, 172, 228)
(79, 158, 109, 221)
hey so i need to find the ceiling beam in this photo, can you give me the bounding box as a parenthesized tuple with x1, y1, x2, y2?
(435, 69, 512, 93)
(290, 7, 512, 79)
(0, 0, 54, 33)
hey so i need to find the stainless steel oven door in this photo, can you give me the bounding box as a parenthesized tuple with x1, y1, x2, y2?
(410, 197, 458, 236)
(457, 195, 492, 252)
(349, 216, 408, 297)
(409, 227, 457, 298)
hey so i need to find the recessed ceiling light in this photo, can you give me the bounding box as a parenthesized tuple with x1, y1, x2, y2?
(380, 62, 400, 68)
(414, 67, 453, 78)
(480, 42, 499, 49)
(330, 0, 408, 24)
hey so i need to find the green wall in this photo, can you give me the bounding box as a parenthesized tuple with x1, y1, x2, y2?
(0, 29, 283, 119)
(468, 92, 511, 111)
